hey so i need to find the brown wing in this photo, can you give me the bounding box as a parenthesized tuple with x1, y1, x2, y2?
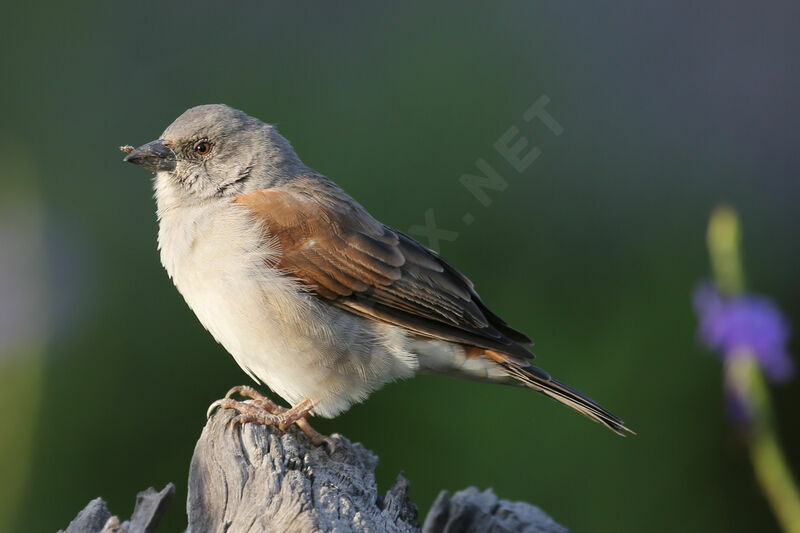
(236, 176, 533, 360)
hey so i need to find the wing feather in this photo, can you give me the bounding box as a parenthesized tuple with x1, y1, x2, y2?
(236, 176, 532, 359)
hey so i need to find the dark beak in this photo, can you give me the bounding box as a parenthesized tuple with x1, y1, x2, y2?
(123, 139, 176, 172)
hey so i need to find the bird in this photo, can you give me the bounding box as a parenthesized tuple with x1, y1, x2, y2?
(123, 104, 630, 444)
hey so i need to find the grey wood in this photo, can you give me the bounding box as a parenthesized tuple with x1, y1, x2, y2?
(186, 408, 419, 532)
(60, 408, 567, 532)
(423, 487, 569, 533)
(58, 484, 174, 533)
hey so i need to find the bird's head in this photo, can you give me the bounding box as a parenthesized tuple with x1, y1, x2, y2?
(124, 104, 305, 205)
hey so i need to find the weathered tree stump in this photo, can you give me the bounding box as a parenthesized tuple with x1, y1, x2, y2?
(60, 408, 568, 532)
(58, 484, 175, 533)
(188, 409, 419, 532)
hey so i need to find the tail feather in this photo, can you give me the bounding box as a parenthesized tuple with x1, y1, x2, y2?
(500, 360, 633, 436)
(416, 342, 633, 435)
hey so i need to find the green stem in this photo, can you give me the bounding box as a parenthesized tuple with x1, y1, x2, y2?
(727, 354, 800, 533)
(750, 420, 800, 533)
(708, 206, 800, 533)
(707, 205, 746, 294)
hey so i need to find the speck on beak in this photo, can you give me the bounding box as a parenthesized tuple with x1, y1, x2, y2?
(123, 139, 177, 172)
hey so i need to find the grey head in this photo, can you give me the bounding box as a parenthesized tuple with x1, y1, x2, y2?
(124, 104, 307, 201)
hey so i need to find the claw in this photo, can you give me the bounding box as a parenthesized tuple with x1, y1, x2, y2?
(207, 399, 224, 419)
(296, 418, 335, 450)
(224, 385, 286, 413)
(224, 386, 243, 399)
(207, 387, 332, 447)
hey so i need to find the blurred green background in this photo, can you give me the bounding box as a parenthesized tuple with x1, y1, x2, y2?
(1, 2, 799, 532)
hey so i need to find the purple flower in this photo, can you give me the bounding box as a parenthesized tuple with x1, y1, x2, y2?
(693, 283, 794, 382)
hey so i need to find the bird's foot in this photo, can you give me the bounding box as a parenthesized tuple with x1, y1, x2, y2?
(218, 385, 286, 413)
(207, 386, 333, 448)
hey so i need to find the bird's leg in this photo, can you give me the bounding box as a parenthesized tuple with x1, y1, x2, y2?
(207, 387, 332, 447)
(282, 402, 334, 449)
(222, 385, 287, 413)
(213, 397, 285, 425)
(206, 385, 286, 419)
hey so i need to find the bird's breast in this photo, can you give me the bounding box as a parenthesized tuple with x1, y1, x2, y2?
(157, 202, 310, 374)
(154, 201, 418, 416)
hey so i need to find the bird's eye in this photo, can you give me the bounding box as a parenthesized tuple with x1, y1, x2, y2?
(193, 141, 212, 155)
